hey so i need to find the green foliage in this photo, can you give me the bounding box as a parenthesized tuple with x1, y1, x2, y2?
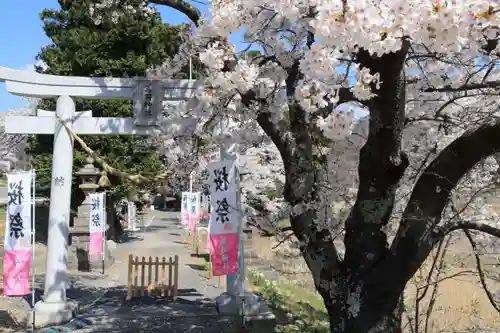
(247, 270, 329, 333)
(27, 0, 184, 205)
(240, 50, 262, 63)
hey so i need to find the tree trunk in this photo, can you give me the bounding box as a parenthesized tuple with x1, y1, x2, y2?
(321, 281, 404, 333)
(281, 137, 405, 333)
(327, 301, 404, 333)
(286, 183, 405, 333)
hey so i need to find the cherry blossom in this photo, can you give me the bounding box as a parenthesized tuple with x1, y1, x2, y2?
(0, 103, 37, 171)
(88, 0, 500, 331)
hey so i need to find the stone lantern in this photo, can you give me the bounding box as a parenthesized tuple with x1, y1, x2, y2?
(69, 158, 114, 272)
(76, 157, 100, 206)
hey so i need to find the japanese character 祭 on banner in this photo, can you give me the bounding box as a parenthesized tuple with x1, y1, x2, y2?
(189, 192, 201, 232)
(181, 192, 190, 227)
(88, 192, 105, 257)
(207, 158, 240, 276)
(2, 171, 34, 296)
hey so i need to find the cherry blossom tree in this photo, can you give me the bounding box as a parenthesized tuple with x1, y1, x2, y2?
(88, 1, 500, 332)
(0, 102, 37, 172)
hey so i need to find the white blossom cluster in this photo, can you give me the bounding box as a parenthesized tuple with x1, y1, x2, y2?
(167, 1, 497, 151)
(90, 0, 500, 262)
(89, 0, 156, 25)
(0, 105, 37, 171)
(196, 0, 498, 102)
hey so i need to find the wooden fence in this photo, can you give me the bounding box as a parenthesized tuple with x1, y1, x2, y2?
(127, 254, 179, 300)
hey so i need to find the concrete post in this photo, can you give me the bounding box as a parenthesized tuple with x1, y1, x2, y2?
(189, 171, 194, 232)
(222, 146, 245, 297)
(216, 123, 275, 331)
(216, 116, 244, 296)
(33, 95, 77, 326)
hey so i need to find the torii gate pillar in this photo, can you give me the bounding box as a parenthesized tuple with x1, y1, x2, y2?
(0, 66, 199, 328)
(33, 95, 77, 325)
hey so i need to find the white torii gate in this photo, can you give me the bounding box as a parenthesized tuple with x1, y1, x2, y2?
(0, 67, 199, 327)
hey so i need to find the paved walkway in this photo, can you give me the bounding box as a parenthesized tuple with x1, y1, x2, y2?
(105, 210, 223, 299)
(38, 211, 229, 332)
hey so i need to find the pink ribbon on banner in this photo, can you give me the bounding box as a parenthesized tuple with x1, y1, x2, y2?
(208, 233, 238, 276)
(2, 249, 32, 296)
(189, 212, 201, 232)
(181, 211, 189, 225)
(89, 232, 103, 256)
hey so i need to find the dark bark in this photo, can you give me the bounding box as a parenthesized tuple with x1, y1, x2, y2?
(326, 294, 405, 333)
(447, 221, 500, 238)
(318, 93, 500, 333)
(278, 47, 412, 332)
(320, 44, 410, 333)
(343, 45, 410, 281)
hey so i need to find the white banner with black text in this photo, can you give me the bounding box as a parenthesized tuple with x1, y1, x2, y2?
(88, 192, 105, 257)
(3, 171, 34, 296)
(207, 158, 240, 276)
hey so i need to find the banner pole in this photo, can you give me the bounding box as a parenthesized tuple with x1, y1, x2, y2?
(133, 204, 137, 231)
(102, 193, 106, 275)
(189, 172, 193, 239)
(131, 202, 134, 230)
(31, 169, 36, 331)
(208, 248, 213, 280)
(127, 202, 131, 230)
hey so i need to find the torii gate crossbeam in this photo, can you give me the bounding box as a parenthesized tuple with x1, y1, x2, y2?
(0, 67, 200, 327)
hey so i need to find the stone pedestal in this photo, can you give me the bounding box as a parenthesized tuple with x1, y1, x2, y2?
(216, 292, 276, 332)
(68, 196, 114, 272)
(30, 300, 78, 328)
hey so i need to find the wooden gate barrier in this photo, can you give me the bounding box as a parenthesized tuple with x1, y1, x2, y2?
(127, 254, 179, 300)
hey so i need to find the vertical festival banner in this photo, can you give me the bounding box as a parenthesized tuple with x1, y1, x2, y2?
(3, 171, 33, 296)
(126, 201, 139, 231)
(189, 192, 201, 232)
(201, 194, 210, 221)
(181, 192, 190, 227)
(88, 192, 105, 257)
(207, 158, 240, 276)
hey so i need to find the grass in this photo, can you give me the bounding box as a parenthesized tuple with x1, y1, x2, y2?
(193, 226, 328, 332)
(247, 269, 329, 333)
(191, 229, 328, 333)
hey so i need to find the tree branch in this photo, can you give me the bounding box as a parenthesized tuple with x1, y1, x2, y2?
(447, 221, 500, 238)
(239, 89, 291, 158)
(149, 0, 201, 25)
(343, 43, 410, 279)
(422, 80, 500, 93)
(337, 87, 358, 105)
(387, 117, 500, 294)
(463, 229, 500, 313)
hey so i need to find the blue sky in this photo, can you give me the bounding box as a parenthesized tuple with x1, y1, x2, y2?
(0, 0, 247, 112)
